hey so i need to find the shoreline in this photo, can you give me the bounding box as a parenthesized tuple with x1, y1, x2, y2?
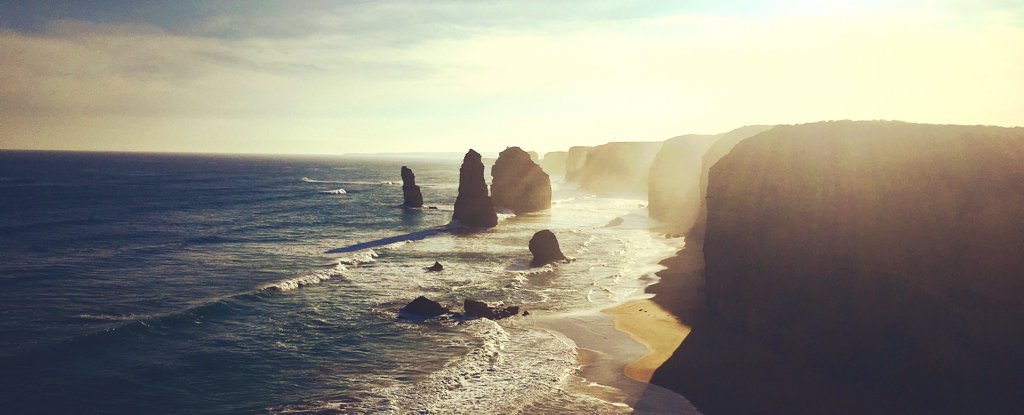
(532, 309, 699, 414)
(603, 299, 691, 383)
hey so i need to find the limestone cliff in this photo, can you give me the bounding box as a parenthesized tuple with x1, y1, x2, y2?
(686, 125, 774, 240)
(572, 141, 663, 196)
(564, 146, 592, 182)
(540, 151, 567, 176)
(491, 147, 551, 214)
(703, 120, 1024, 407)
(452, 149, 498, 228)
(647, 134, 717, 226)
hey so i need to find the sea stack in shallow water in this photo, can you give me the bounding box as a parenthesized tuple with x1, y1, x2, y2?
(400, 166, 424, 208)
(703, 120, 1024, 411)
(451, 150, 498, 228)
(529, 229, 567, 267)
(491, 147, 552, 214)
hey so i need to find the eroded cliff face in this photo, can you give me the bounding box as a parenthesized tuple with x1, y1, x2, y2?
(647, 134, 717, 226)
(452, 149, 498, 228)
(564, 146, 592, 181)
(491, 147, 551, 214)
(571, 142, 663, 196)
(686, 125, 774, 240)
(703, 120, 1024, 404)
(539, 151, 567, 176)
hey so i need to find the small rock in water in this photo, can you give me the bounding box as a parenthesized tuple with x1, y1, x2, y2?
(522, 310, 530, 316)
(425, 261, 444, 272)
(464, 299, 519, 320)
(399, 296, 451, 319)
(529, 229, 568, 267)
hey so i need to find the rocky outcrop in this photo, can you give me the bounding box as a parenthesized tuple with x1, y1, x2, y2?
(464, 299, 520, 320)
(452, 149, 498, 229)
(571, 142, 663, 196)
(703, 120, 1024, 408)
(564, 146, 592, 181)
(425, 261, 443, 272)
(490, 147, 551, 214)
(540, 151, 567, 176)
(399, 296, 451, 318)
(400, 166, 424, 208)
(647, 134, 718, 226)
(529, 229, 567, 267)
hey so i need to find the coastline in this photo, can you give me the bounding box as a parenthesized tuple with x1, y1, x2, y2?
(532, 309, 699, 414)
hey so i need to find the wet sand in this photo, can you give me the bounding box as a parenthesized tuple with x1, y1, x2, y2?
(603, 299, 690, 382)
(533, 310, 699, 414)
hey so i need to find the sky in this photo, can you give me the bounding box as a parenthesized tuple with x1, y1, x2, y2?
(1, 1, 1022, 155)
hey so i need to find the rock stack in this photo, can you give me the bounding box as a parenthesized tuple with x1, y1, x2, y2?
(529, 229, 567, 267)
(451, 149, 498, 228)
(401, 166, 424, 208)
(491, 147, 552, 214)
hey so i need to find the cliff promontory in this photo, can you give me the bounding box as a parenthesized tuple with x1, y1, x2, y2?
(571, 141, 663, 196)
(540, 151, 567, 176)
(490, 147, 551, 214)
(703, 120, 1024, 410)
(647, 134, 717, 226)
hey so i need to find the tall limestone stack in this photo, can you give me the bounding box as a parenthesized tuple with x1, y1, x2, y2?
(491, 147, 551, 214)
(451, 149, 498, 228)
(686, 125, 774, 241)
(400, 166, 424, 208)
(703, 120, 1024, 410)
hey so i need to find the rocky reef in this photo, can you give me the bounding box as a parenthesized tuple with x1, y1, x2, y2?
(540, 151, 567, 176)
(451, 149, 498, 229)
(702, 120, 1024, 410)
(490, 147, 552, 214)
(400, 166, 424, 208)
(529, 229, 567, 267)
(570, 141, 663, 196)
(647, 134, 718, 226)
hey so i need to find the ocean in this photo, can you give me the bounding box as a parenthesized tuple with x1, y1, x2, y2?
(0, 151, 682, 414)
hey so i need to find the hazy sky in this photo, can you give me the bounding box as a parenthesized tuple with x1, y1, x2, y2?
(2, 1, 1022, 155)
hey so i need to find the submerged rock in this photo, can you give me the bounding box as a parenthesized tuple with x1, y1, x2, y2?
(529, 229, 567, 267)
(398, 296, 450, 318)
(425, 261, 443, 272)
(400, 166, 424, 208)
(451, 150, 498, 228)
(464, 299, 520, 320)
(491, 146, 552, 214)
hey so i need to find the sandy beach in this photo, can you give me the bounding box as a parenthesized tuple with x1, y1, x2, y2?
(603, 299, 690, 383)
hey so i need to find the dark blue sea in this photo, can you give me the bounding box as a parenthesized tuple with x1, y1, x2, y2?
(0, 151, 681, 414)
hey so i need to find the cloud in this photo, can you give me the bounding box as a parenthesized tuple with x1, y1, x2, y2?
(1, 2, 1023, 154)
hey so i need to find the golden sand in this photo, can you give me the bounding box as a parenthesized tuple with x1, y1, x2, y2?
(604, 299, 691, 382)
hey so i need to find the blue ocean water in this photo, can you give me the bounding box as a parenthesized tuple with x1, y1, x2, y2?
(0, 151, 680, 414)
